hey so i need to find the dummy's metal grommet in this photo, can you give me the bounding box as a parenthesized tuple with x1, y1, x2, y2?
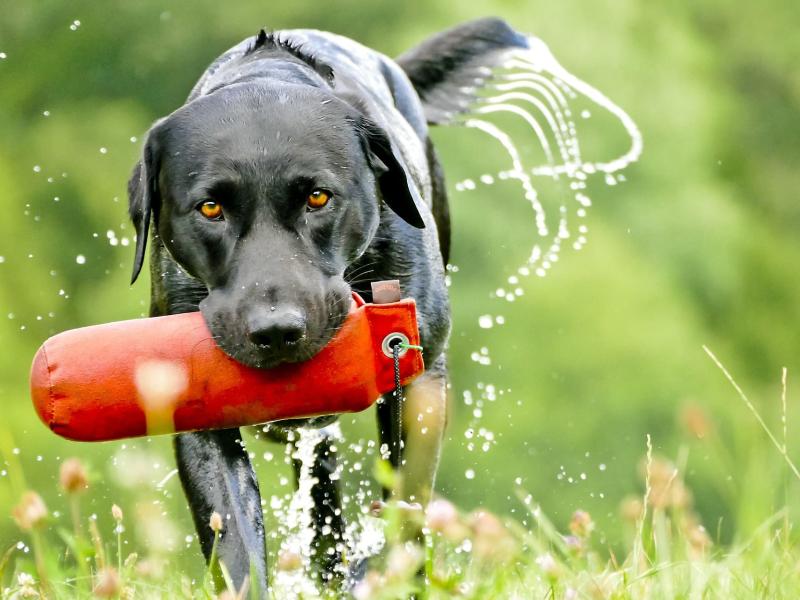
(382, 332, 409, 358)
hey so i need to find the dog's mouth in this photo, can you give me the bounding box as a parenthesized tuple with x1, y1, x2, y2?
(236, 337, 330, 370)
(201, 292, 353, 371)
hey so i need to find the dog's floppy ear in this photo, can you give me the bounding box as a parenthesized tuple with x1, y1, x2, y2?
(128, 125, 163, 284)
(355, 117, 425, 229)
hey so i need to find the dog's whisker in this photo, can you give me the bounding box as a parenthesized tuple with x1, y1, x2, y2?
(344, 261, 380, 280)
(345, 273, 376, 287)
(344, 269, 376, 284)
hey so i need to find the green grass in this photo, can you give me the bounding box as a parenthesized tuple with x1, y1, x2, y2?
(2, 354, 799, 599)
(3, 457, 799, 599)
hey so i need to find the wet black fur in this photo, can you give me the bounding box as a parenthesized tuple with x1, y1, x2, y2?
(127, 17, 528, 594)
(248, 28, 335, 83)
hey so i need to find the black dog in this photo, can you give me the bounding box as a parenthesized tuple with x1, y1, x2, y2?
(128, 17, 529, 593)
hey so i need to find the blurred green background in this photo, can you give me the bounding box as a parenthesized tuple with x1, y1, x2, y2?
(1, 0, 798, 577)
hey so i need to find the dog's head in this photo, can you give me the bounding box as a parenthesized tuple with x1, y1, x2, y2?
(128, 83, 424, 368)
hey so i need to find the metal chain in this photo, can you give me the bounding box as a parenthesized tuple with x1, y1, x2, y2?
(390, 341, 422, 469)
(391, 343, 403, 467)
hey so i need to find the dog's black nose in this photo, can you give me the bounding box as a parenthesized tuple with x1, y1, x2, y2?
(247, 307, 306, 349)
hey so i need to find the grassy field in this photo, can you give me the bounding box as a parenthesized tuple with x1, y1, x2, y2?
(2, 354, 797, 599)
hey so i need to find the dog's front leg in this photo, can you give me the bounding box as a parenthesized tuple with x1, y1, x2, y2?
(175, 428, 268, 595)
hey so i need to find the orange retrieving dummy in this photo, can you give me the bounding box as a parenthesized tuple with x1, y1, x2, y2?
(30, 292, 423, 441)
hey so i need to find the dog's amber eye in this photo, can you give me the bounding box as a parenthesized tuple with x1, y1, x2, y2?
(199, 200, 223, 220)
(307, 189, 331, 210)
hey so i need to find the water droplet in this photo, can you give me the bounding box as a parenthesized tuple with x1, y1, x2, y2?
(478, 315, 493, 329)
(465, 469, 475, 480)
(99, 147, 108, 154)
(69, 19, 81, 31)
(76, 254, 86, 264)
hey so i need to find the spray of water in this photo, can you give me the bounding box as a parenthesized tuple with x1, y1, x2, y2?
(271, 427, 325, 596)
(270, 425, 386, 598)
(453, 36, 642, 289)
(449, 36, 642, 533)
